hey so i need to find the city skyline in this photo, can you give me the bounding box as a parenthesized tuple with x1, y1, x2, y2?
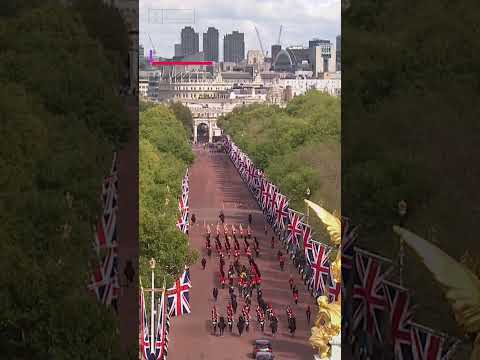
(139, 0, 340, 59)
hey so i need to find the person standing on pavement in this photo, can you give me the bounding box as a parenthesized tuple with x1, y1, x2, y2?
(271, 236, 275, 249)
(279, 254, 285, 271)
(211, 306, 218, 336)
(218, 316, 226, 336)
(289, 274, 294, 290)
(306, 305, 311, 324)
(237, 315, 245, 336)
(201, 257, 207, 270)
(123, 260, 135, 287)
(270, 316, 278, 337)
(191, 213, 196, 225)
(213, 287, 219, 302)
(248, 213, 253, 225)
(232, 296, 238, 314)
(293, 288, 299, 304)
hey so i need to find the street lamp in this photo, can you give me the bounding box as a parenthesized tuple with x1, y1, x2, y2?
(306, 187, 311, 225)
(397, 200, 407, 285)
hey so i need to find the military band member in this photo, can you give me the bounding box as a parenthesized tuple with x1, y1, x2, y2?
(211, 306, 218, 335)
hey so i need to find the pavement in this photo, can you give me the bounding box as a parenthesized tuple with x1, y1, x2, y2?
(166, 145, 316, 360)
(117, 95, 139, 358)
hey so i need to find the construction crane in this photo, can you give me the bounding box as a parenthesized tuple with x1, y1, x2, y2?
(254, 26, 265, 57)
(277, 25, 283, 45)
(147, 33, 156, 59)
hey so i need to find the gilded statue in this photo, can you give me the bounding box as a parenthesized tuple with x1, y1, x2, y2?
(304, 200, 342, 358)
(394, 225, 480, 360)
(309, 296, 341, 358)
(304, 200, 341, 246)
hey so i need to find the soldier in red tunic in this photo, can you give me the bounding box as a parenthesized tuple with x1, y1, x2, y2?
(211, 305, 218, 335)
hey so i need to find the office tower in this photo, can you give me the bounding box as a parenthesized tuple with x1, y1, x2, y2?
(203, 27, 219, 62)
(181, 26, 199, 57)
(223, 31, 245, 63)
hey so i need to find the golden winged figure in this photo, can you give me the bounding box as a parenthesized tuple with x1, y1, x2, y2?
(393, 225, 480, 360)
(304, 199, 342, 284)
(304, 199, 341, 246)
(309, 296, 342, 358)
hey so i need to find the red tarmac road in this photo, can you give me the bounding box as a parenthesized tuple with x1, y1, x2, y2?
(167, 145, 316, 360)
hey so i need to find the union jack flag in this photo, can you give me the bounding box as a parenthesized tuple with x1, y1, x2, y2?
(268, 186, 278, 216)
(352, 249, 393, 342)
(261, 182, 272, 209)
(302, 223, 315, 263)
(154, 290, 170, 360)
(383, 281, 414, 360)
(140, 288, 151, 360)
(341, 218, 358, 284)
(94, 209, 118, 251)
(88, 247, 119, 305)
(93, 214, 118, 252)
(287, 209, 304, 247)
(274, 194, 289, 229)
(176, 209, 189, 233)
(309, 242, 332, 295)
(328, 272, 341, 303)
(102, 173, 118, 214)
(410, 322, 458, 360)
(178, 196, 188, 212)
(167, 268, 192, 316)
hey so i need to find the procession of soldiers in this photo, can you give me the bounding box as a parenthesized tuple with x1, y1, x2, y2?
(199, 210, 304, 338)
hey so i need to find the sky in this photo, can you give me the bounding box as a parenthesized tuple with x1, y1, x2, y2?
(139, 0, 341, 59)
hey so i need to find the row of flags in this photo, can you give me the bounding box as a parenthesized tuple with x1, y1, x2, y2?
(223, 136, 340, 302)
(140, 168, 192, 360)
(176, 169, 190, 234)
(88, 152, 120, 307)
(223, 135, 460, 359)
(141, 286, 170, 360)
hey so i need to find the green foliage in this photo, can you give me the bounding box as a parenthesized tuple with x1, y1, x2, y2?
(0, 5, 130, 146)
(0, 4, 131, 357)
(140, 106, 194, 164)
(73, 0, 130, 84)
(219, 91, 340, 242)
(139, 105, 197, 289)
(343, 0, 480, 333)
(169, 102, 194, 138)
(140, 100, 155, 113)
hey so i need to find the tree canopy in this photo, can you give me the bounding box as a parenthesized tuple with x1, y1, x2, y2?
(1, 3, 131, 358)
(343, 0, 480, 336)
(139, 104, 197, 290)
(218, 91, 340, 242)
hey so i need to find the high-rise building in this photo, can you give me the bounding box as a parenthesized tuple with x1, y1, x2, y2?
(223, 31, 245, 63)
(203, 27, 219, 62)
(271, 45, 282, 63)
(181, 26, 199, 57)
(309, 38, 330, 48)
(174, 43, 183, 57)
(336, 35, 341, 71)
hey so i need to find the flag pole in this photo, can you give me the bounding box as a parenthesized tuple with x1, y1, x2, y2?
(149, 258, 156, 355)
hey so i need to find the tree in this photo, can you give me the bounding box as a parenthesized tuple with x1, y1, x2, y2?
(218, 91, 340, 240)
(0, 3, 132, 357)
(169, 102, 194, 138)
(139, 104, 197, 289)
